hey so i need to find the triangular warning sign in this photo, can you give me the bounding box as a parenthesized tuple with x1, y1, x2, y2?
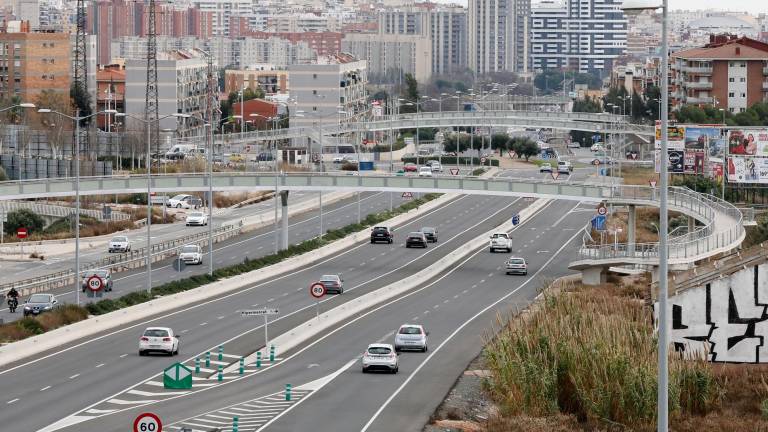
(402, 192, 413, 198)
(450, 168, 460, 175)
(551, 172, 560, 180)
(649, 179, 657, 188)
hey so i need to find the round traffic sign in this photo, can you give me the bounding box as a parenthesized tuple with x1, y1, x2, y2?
(17, 227, 27, 239)
(480, 157, 487, 164)
(87, 274, 103, 292)
(310, 282, 326, 299)
(133, 413, 162, 432)
(592, 159, 601, 165)
(597, 206, 607, 216)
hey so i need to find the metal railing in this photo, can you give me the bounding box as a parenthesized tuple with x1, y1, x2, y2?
(0, 221, 244, 297)
(0, 201, 130, 221)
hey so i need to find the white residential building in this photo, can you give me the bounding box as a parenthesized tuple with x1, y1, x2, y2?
(192, 0, 253, 36)
(468, 0, 530, 75)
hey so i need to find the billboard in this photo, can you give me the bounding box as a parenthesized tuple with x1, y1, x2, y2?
(727, 129, 768, 156)
(655, 123, 686, 150)
(683, 127, 719, 174)
(655, 149, 684, 174)
(727, 156, 768, 183)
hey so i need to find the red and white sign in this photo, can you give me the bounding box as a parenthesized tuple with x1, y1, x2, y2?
(310, 282, 326, 299)
(16, 227, 27, 239)
(551, 172, 560, 180)
(401, 192, 413, 199)
(597, 205, 607, 216)
(449, 168, 460, 176)
(87, 275, 103, 292)
(508, 151, 517, 158)
(649, 179, 657, 188)
(480, 157, 487, 164)
(592, 159, 601, 166)
(133, 413, 162, 432)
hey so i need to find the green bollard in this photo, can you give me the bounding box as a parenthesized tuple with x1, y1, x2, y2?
(285, 383, 292, 401)
(239, 357, 244, 375)
(218, 345, 223, 361)
(217, 365, 223, 382)
(233, 416, 239, 432)
(205, 351, 210, 368)
(270, 345, 276, 362)
(256, 352, 262, 368)
(195, 357, 200, 374)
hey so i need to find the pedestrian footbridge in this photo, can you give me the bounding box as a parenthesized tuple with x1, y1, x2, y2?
(0, 172, 743, 283)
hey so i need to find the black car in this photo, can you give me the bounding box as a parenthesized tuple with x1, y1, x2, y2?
(370, 226, 394, 244)
(405, 232, 428, 248)
(257, 152, 274, 161)
(22, 293, 58, 317)
(421, 227, 438, 243)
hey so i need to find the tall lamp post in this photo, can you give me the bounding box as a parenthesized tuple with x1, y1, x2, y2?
(115, 112, 190, 290)
(621, 2, 669, 431)
(38, 107, 116, 305)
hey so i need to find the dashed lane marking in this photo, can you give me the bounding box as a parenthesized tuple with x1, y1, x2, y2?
(40, 386, 51, 391)
(69, 374, 80, 379)
(7, 398, 19, 404)
(95, 363, 105, 368)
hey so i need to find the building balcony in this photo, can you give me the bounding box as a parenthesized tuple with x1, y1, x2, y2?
(683, 66, 712, 74)
(764, 66, 768, 75)
(763, 81, 768, 90)
(684, 81, 712, 90)
(685, 96, 713, 104)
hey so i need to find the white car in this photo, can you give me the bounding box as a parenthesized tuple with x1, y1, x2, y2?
(361, 343, 399, 373)
(418, 166, 433, 177)
(108, 236, 131, 253)
(185, 212, 208, 226)
(489, 232, 512, 253)
(394, 324, 428, 352)
(139, 327, 179, 356)
(332, 155, 345, 163)
(557, 160, 573, 174)
(167, 194, 197, 209)
(591, 144, 605, 152)
(428, 161, 443, 173)
(539, 163, 553, 173)
(179, 244, 203, 265)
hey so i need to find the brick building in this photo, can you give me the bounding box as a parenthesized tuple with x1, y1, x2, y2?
(0, 28, 70, 103)
(231, 98, 278, 129)
(96, 64, 126, 130)
(224, 66, 289, 96)
(670, 35, 768, 113)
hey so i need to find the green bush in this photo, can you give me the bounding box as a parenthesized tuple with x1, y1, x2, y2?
(0, 165, 7, 181)
(4, 208, 45, 235)
(17, 317, 45, 335)
(761, 399, 768, 419)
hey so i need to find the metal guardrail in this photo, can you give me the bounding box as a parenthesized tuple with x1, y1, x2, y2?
(671, 247, 768, 294)
(0, 221, 244, 297)
(0, 201, 130, 221)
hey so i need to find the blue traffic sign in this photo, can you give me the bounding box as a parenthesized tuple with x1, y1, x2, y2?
(512, 214, 520, 226)
(591, 215, 606, 231)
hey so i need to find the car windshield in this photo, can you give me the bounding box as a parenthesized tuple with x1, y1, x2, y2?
(320, 275, 339, 282)
(399, 326, 422, 335)
(373, 227, 388, 232)
(409, 232, 423, 237)
(181, 246, 198, 253)
(367, 346, 392, 355)
(170, 195, 188, 201)
(491, 234, 507, 239)
(422, 228, 435, 233)
(111, 236, 127, 242)
(189, 213, 203, 218)
(509, 258, 525, 264)
(89, 270, 108, 277)
(28, 294, 50, 303)
(143, 329, 169, 337)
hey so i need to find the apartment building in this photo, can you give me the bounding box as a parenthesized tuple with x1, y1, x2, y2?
(670, 35, 768, 113)
(468, 0, 529, 75)
(0, 28, 70, 103)
(192, 0, 252, 36)
(342, 33, 431, 82)
(224, 65, 289, 95)
(96, 64, 125, 131)
(530, 0, 627, 74)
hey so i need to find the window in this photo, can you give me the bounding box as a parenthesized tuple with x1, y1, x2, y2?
(741, 93, 746, 98)
(740, 77, 745, 82)
(729, 77, 735, 82)
(312, 89, 317, 95)
(729, 92, 735, 97)
(312, 106, 317, 111)
(729, 107, 735, 112)
(740, 108, 746, 112)
(312, 73, 317, 79)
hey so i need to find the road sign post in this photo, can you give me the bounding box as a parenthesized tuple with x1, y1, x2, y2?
(241, 308, 279, 355)
(163, 363, 192, 390)
(310, 282, 326, 320)
(133, 413, 162, 432)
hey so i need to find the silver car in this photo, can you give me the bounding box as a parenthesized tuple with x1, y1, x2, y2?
(505, 257, 528, 275)
(394, 324, 428, 352)
(361, 343, 399, 374)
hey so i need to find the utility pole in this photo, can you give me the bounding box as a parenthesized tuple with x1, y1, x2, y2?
(145, 0, 159, 162)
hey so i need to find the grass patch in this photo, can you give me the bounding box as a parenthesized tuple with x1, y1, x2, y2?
(621, 166, 656, 186)
(0, 305, 89, 343)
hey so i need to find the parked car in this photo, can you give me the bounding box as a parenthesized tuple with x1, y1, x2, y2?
(81, 269, 114, 292)
(22, 293, 57, 317)
(257, 152, 274, 161)
(590, 143, 605, 152)
(138, 327, 179, 356)
(317, 274, 344, 294)
(489, 232, 512, 253)
(167, 194, 199, 209)
(539, 163, 553, 173)
(332, 155, 346, 163)
(504, 257, 528, 275)
(406, 232, 428, 248)
(421, 227, 438, 243)
(418, 166, 433, 177)
(108, 236, 131, 253)
(567, 142, 581, 149)
(370, 226, 394, 244)
(404, 163, 418, 172)
(179, 244, 203, 265)
(361, 343, 399, 373)
(428, 161, 443, 172)
(185, 212, 208, 227)
(394, 324, 428, 352)
(557, 160, 573, 174)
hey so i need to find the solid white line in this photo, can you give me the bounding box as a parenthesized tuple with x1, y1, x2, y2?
(359, 227, 583, 431)
(7, 398, 19, 404)
(95, 363, 105, 368)
(69, 374, 79, 379)
(40, 386, 51, 391)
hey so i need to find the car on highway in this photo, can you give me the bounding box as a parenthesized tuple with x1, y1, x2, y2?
(179, 244, 203, 265)
(567, 142, 581, 149)
(361, 343, 399, 373)
(418, 166, 433, 177)
(167, 194, 199, 209)
(592, 156, 615, 165)
(108, 236, 131, 253)
(428, 161, 443, 172)
(81, 269, 114, 292)
(489, 232, 512, 253)
(557, 160, 573, 174)
(185, 212, 208, 226)
(421, 227, 438, 243)
(317, 274, 344, 294)
(138, 327, 180, 356)
(404, 163, 418, 173)
(539, 163, 553, 173)
(394, 324, 428, 352)
(591, 143, 605, 152)
(22, 293, 57, 317)
(370, 226, 394, 244)
(405, 232, 428, 248)
(504, 257, 528, 275)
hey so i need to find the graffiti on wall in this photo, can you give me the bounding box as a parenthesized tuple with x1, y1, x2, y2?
(665, 263, 768, 363)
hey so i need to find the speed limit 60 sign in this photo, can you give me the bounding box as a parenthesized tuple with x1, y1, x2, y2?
(134, 412, 162, 432)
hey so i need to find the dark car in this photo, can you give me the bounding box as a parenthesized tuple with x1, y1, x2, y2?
(22, 293, 58, 317)
(370, 226, 394, 244)
(421, 227, 438, 243)
(405, 232, 428, 248)
(257, 152, 274, 161)
(317, 274, 344, 294)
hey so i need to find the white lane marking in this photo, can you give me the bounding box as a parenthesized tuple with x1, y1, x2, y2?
(359, 225, 582, 432)
(453, 295, 459, 299)
(69, 374, 80, 379)
(40, 386, 51, 391)
(119, 354, 128, 358)
(462, 289, 468, 294)
(7, 398, 19, 404)
(95, 363, 105, 368)
(267, 298, 274, 302)
(199, 322, 208, 326)
(180, 329, 189, 334)
(487, 273, 494, 277)
(412, 316, 419, 321)
(479, 279, 486, 283)
(217, 316, 225, 320)
(443, 300, 449, 304)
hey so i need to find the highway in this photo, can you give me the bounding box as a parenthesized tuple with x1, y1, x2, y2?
(0, 190, 411, 323)
(1, 187, 539, 432)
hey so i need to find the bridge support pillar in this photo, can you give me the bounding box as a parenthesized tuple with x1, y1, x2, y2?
(582, 266, 608, 286)
(688, 215, 695, 233)
(628, 205, 636, 254)
(280, 191, 289, 251)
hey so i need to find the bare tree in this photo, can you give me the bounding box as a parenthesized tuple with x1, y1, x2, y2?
(31, 90, 73, 159)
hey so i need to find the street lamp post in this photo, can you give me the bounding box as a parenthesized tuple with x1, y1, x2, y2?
(621, 2, 669, 431)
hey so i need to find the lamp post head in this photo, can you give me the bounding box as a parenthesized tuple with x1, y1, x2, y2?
(37, 108, 52, 113)
(19, 103, 35, 108)
(620, 0, 663, 15)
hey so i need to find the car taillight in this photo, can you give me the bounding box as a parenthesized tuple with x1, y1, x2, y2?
(140, 337, 149, 341)
(163, 337, 172, 342)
